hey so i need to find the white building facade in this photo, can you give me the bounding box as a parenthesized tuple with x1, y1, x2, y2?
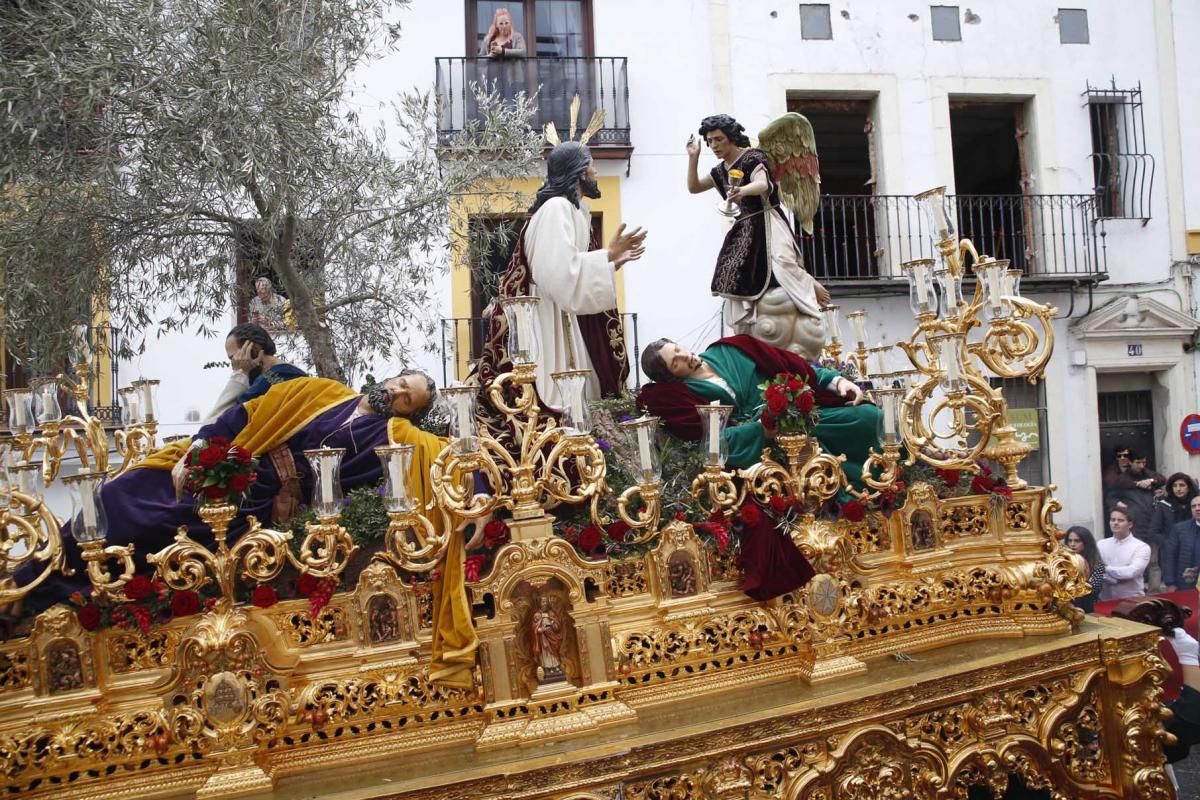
(127, 0, 1200, 534)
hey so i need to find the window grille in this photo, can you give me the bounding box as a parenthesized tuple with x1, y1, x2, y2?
(1085, 80, 1155, 221)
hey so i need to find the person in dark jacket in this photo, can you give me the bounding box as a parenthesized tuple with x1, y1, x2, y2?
(1150, 473, 1199, 542)
(1162, 495, 1200, 592)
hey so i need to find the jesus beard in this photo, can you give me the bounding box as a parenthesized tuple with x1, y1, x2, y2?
(364, 383, 396, 418)
(580, 177, 601, 200)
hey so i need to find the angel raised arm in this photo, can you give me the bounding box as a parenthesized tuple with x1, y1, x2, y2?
(685, 112, 831, 359)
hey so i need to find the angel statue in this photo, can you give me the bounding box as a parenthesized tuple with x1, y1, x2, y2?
(686, 113, 831, 359)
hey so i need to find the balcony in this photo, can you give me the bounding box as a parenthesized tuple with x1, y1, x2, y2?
(800, 194, 1107, 290)
(436, 57, 631, 158)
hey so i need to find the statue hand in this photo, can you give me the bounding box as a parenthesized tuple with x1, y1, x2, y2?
(608, 223, 647, 264)
(686, 134, 700, 158)
(814, 282, 832, 308)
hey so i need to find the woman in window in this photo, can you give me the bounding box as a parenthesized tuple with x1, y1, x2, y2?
(478, 8, 526, 58)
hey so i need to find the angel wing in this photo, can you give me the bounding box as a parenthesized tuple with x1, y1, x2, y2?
(757, 113, 821, 234)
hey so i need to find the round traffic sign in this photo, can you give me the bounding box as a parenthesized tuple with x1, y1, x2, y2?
(1182, 414, 1200, 455)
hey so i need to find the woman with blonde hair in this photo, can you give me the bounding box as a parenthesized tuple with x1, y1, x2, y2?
(478, 8, 526, 58)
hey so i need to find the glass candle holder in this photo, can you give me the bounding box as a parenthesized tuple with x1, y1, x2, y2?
(304, 448, 345, 520)
(5, 389, 34, 435)
(902, 259, 937, 317)
(375, 445, 416, 514)
(915, 185, 955, 242)
(72, 324, 93, 366)
(0, 437, 12, 502)
(695, 401, 733, 467)
(935, 267, 964, 318)
(10, 462, 43, 502)
(442, 384, 480, 453)
(133, 379, 160, 423)
(500, 296, 541, 367)
(1006, 268, 1023, 301)
(620, 415, 661, 484)
(846, 310, 868, 347)
(33, 379, 62, 426)
(866, 344, 894, 379)
(930, 333, 967, 393)
(552, 369, 592, 435)
(974, 257, 1011, 318)
(870, 387, 904, 445)
(822, 305, 841, 345)
(118, 386, 142, 426)
(63, 470, 108, 543)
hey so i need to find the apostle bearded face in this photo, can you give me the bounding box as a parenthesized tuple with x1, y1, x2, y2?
(579, 158, 601, 200)
(365, 373, 434, 418)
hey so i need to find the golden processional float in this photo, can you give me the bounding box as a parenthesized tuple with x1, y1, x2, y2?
(0, 187, 1176, 799)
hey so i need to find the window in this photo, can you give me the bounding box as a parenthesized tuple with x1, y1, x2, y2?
(468, 1, 592, 57)
(931, 6, 961, 41)
(799, 4, 833, 40)
(1057, 8, 1089, 44)
(1087, 82, 1153, 220)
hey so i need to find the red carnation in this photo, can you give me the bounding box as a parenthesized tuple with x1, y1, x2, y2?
(77, 603, 102, 631)
(170, 590, 202, 618)
(203, 484, 227, 500)
(795, 391, 815, 413)
(251, 585, 278, 608)
(674, 510, 689, 522)
(124, 574, 154, 601)
(768, 495, 790, 515)
(208, 436, 230, 449)
(785, 379, 803, 393)
(739, 502, 763, 527)
(760, 410, 776, 428)
(606, 520, 631, 542)
(231, 446, 252, 465)
(767, 393, 787, 414)
(464, 554, 488, 583)
(297, 573, 320, 597)
(764, 384, 783, 401)
(198, 446, 224, 469)
(841, 500, 867, 522)
(578, 525, 603, 553)
(936, 468, 961, 488)
(128, 604, 153, 633)
(483, 519, 511, 548)
(227, 473, 251, 493)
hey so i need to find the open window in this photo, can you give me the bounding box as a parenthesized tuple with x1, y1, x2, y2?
(1086, 81, 1153, 221)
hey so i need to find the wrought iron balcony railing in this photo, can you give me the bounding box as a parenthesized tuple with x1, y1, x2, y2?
(799, 194, 1107, 285)
(435, 56, 631, 149)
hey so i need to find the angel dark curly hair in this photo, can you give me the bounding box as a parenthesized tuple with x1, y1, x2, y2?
(698, 114, 751, 148)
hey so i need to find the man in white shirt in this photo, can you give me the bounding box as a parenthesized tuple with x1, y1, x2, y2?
(1097, 505, 1151, 600)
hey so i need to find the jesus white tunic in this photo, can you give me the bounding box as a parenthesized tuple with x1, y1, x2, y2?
(524, 196, 618, 405)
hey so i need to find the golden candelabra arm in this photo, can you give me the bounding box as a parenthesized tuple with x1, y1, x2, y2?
(968, 296, 1059, 381)
(689, 464, 744, 519)
(540, 434, 607, 507)
(431, 438, 510, 520)
(852, 441, 904, 501)
(614, 480, 662, 546)
(78, 540, 135, 600)
(148, 505, 292, 608)
(382, 508, 446, 574)
(0, 491, 68, 604)
(289, 516, 356, 581)
(900, 373, 1000, 471)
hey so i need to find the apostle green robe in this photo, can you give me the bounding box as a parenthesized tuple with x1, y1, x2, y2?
(684, 344, 882, 486)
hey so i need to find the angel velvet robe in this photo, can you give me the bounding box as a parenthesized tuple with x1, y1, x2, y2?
(710, 149, 823, 339)
(522, 196, 619, 405)
(26, 378, 478, 688)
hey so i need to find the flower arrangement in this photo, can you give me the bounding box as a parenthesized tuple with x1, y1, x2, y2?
(71, 576, 212, 634)
(184, 436, 258, 505)
(757, 373, 819, 436)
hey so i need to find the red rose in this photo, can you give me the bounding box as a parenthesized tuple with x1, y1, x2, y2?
(124, 574, 154, 601)
(936, 468, 961, 488)
(606, 520, 631, 542)
(795, 391, 815, 413)
(739, 502, 763, 527)
(578, 525, 603, 553)
(483, 519, 511, 548)
(77, 603, 102, 631)
(231, 446, 252, 465)
(674, 511, 688, 522)
(841, 500, 866, 522)
(208, 436, 230, 449)
(227, 473, 251, 493)
(785, 379, 803, 393)
(767, 393, 787, 414)
(198, 446, 224, 469)
(464, 554, 487, 582)
(297, 574, 320, 597)
(251, 585, 278, 608)
(768, 495, 790, 515)
(170, 590, 202, 618)
(760, 410, 776, 428)
(203, 484, 227, 500)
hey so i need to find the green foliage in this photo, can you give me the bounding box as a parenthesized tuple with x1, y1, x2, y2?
(339, 484, 390, 545)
